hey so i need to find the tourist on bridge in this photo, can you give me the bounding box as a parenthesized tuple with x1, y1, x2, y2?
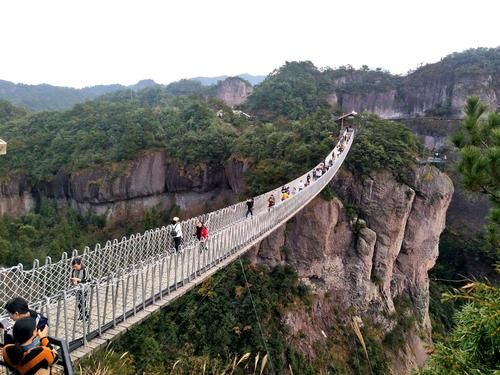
(171, 217, 183, 252)
(268, 194, 275, 211)
(3, 297, 48, 345)
(306, 174, 311, 186)
(316, 167, 323, 179)
(245, 197, 254, 218)
(281, 189, 289, 201)
(194, 222, 209, 252)
(2, 317, 58, 375)
(70, 258, 91, 322)
(298, 180, 304, 191)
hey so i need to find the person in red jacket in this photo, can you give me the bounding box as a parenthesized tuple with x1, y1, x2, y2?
(194, 222, 209, 252)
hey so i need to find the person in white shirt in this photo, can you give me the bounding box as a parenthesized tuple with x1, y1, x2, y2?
(171, 217, 183, 252)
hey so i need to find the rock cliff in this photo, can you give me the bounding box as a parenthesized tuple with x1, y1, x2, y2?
(0, 175, 34, 217)
(0, 150, 241, 222)
(331, 71, 499, 119)
(327, 48, 500, 118)
(215, 77, 253, 107)
(248, 165, 454, 374)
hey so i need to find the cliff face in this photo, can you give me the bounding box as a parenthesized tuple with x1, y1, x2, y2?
(215, 77, 253, 107)
(329, 61, 499, 119)
(248, 165, 454, 374)
(0, 150, 241, 222)
(333, 73, 499, 119)
(337, 89, 406, 119)
(399, 72, 499, 117)
(0, 175, 34, 217)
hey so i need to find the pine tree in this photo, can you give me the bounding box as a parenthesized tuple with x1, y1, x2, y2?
(451, 96, 500, 250)
(423, 97, 500, 374)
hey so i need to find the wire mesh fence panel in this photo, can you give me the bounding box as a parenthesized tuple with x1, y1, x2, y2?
(0, 131, 354, 352)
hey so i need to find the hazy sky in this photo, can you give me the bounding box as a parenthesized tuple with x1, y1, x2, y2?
(1, 0, 499, 88)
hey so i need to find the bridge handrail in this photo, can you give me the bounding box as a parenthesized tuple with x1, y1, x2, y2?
(0, 130, 353, 309)
(0, 130, 354, 354)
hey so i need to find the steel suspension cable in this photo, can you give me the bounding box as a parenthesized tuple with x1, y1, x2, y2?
(238, 256, 276, 375)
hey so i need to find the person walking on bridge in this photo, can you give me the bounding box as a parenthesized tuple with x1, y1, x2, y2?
(70, 258, 91, 322)
(171, 217, 183, 252)
(245, 197, 254, 218)
(194, 222, 209, 252)
(268, 194, 275, 211)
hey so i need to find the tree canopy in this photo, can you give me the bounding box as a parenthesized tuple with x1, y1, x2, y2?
(0, 96, 237, 181)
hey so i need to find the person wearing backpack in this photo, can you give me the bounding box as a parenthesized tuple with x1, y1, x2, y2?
(70, 257, 91, 322)
(171, 217, 183, 252)
(2, 317, 58, 375)
(245, 197, 254, 218)
(194, 222, 209, 252)
(268, 194, 276, 211)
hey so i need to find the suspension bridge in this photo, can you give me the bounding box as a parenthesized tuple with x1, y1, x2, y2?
(0, 128, 354, 372)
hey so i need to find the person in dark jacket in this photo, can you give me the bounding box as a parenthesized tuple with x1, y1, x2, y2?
(70, 257, 90, 321)
(194, 222, 209, 252)
(268, 194, 275, 211)
(3, 297, 48, 345)
(245, 197, 254, 218)
(2, 317, 58, 375)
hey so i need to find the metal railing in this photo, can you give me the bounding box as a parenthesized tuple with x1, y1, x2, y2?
(0, 130, 354, 353)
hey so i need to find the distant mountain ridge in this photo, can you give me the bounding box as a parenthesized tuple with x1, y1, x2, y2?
(2, 47, 498, 114)
(0, 74, 265, 111)
(0, 79, 158, 111)
(191, 74, 266, 86)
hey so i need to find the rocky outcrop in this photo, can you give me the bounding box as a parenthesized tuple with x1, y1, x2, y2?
(248, 165, 454, 374)
(331, 73, 499, 118)
(0, 175, 34, 217)
(165, 159, 226, 193)
(215, 77, 253, 107)
(397, 118, 461, 152)
(0, 150, 246, 223)
(335, 89, 406, 119)
(224, 156, 252, 194)
(329, 66, 499, 118)
(395, 166, 454, 336)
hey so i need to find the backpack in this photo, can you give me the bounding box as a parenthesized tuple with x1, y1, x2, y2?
(170, 223, 179, 237)
(200, 227, 208, 240)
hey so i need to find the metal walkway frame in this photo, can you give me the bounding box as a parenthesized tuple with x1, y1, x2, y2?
(0, 130, 354, 362)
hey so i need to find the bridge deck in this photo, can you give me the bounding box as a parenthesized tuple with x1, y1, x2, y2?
(1, 130, 355, 365)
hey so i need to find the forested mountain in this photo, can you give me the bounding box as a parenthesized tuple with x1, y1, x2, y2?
(0, 80, 127, 111)
(0, 74, 264, 112)
(244, 47, 500, 119)
(0, 79, 159, 112)
(2, 47, 497, 114)
(0, 47, 498, 374)
(0, 87, 430, 374)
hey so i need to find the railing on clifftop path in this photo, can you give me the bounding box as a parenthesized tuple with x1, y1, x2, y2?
(0, 129, 354, 362)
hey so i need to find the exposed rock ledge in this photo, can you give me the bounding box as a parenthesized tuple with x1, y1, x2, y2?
(0, 150, 246, 222)
(248, 165, 453, 374)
